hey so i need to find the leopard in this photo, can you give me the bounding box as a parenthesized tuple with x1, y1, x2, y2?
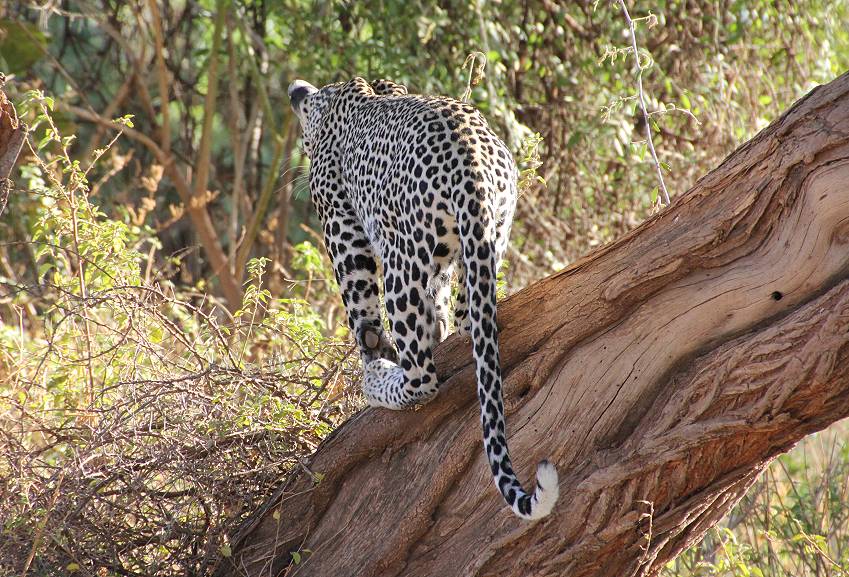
(288, 76, 558, 520)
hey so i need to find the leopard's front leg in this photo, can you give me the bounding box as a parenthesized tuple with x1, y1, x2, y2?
(311, 169, 435, 410)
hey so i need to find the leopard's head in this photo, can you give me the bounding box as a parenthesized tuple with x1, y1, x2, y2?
(289, 78, 408, 157)
(288, 79, 342, 157)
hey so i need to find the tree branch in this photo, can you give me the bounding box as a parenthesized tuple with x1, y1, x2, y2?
(618, 0, 670, 205)
(231, 11, 288, 281)
(0, 80, 26, 217)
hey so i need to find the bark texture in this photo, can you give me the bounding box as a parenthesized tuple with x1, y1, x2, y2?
(218, 71, 849, 577)
(0, 81, 26, 217)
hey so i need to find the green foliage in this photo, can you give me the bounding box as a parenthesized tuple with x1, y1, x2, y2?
(5, 0, 848, 289)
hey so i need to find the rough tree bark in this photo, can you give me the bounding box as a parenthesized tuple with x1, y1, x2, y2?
(217, 71, 849, 577)
(0, 78, 26, 217)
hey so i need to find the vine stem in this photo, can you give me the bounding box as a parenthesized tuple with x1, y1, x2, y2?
(68, 178, 96, 408)
(35, 96, 98, 408)
(618, 0, 671, 206)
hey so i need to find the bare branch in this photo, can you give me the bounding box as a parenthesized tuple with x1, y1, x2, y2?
(617, 0, 671, 205)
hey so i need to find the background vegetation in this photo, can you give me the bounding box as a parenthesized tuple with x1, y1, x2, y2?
(0, 0, 848, 575)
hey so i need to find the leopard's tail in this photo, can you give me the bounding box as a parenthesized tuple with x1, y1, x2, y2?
(457, 195, 559, 521)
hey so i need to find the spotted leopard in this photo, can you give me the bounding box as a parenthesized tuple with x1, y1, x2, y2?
(288, 77, 558, 519)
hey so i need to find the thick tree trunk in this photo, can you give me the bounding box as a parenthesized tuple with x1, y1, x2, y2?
(217, 72, 849, 577)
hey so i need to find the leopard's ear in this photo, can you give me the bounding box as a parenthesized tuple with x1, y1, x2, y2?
(342, 77, 375, 96)
(370, 78, 408, 96)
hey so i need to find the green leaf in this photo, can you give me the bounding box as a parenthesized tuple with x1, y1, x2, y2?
(114, 114, 135, 128)
(38, 130, 54, 151)
(650, 117, 661, 133)
(37, 262, 53, 279)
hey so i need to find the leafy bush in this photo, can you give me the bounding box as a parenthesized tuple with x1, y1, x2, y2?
(0, 94, 358, 575)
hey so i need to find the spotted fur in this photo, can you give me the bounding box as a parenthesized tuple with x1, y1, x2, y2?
(288, 77, 558, 519)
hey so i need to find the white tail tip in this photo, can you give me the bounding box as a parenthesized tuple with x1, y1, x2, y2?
(526, 460, 559, 520)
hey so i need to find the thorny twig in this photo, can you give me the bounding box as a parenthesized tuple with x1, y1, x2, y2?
(617, 0, 671, 206)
